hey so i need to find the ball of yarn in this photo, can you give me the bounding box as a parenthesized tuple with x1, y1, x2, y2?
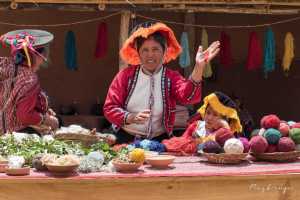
(287, 121, 296, 127)
(258, 128, 266, 136)
(260, 114, 280, 129)
(132, 139, 142, 148)
(263, 128, 282, 145)
(129, 148, 145, 163)
(250, 129, 260, 138)
(289, 128, 300, 144)
(277, 137, 296, 152)
(224, 138, 244, 154)
(265, 145, 277, 153)
(239, 137, 250, 153)
(250, 136, 268, 154)
(148, 141, 166, 153)
(291, 122, 300, 129)
(214, 128, 234, 147)
(202, 141, 222, 154)
(139, 139, 152, 150)
(279, 123, 290, 137)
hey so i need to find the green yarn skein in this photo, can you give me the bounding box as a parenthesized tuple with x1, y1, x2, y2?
(289, 128, 300, 144)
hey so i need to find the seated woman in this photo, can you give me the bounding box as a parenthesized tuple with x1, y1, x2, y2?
(162, 92, 242, 154)
(0, 30, 59, 135)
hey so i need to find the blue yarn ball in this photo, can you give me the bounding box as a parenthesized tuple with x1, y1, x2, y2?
(132, 139, 141, 148)
(263, 128, 282, 145)
(148, 141, 166, 152)
(140, 139, 151, 150)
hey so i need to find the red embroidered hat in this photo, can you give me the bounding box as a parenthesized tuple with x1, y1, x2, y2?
(120, 22, 182, 65)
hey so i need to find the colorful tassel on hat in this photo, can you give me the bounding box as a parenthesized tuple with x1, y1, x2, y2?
(202, 28, 213, 78)
(179, 32, 191, 68)
(282, 32, 294, 76)
(246, 32, 263, 71)
(263, 27, 276, 78)
(65, 31, 77, 70)
(220, 31, 233, 68)
(94, 22, 108, 59)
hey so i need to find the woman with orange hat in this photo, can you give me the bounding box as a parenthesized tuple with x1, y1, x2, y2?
(104, 22, 220, 144)
(0, 29, 59, 135)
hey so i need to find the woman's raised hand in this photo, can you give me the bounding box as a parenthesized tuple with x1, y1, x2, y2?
(191, 41, 220, 82)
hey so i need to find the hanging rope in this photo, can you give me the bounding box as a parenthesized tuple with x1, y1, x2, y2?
(0, 11, 121, 27)
(136, 14, 300, 29)
(0, 11, 299, 29)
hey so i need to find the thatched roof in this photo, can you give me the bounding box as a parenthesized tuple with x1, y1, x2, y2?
(3, 0, 300, 14)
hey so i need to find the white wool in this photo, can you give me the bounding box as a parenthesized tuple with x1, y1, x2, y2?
(224, 138, 244, 154)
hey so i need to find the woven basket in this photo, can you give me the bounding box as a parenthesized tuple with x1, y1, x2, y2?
(201, 153, 248, 164)
(251, 151, 300, 162)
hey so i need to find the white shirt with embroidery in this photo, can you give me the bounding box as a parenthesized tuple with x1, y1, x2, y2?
(124, 67, 164, 137)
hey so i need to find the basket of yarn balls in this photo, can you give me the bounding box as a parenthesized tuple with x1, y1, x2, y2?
(249, 114, 300, 162)
(199, 128, 249, 164)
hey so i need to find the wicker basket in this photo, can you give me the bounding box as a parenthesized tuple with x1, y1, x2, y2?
(201, 152, 248, 164)
(251, 151, 300, 162)
(54, 129, 100, 146)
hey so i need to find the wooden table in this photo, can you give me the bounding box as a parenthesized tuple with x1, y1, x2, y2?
(0, 156, 299, 200)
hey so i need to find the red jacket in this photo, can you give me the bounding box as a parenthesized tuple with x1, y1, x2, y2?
(104, 65, 202, 135)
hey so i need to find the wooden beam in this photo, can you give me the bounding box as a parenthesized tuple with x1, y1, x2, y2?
(5, 0, 300, 7)
(153, 6, 300, 15)
(119, 10, 131, 71)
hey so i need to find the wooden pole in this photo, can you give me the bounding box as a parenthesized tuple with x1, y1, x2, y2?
(119, 10, 131, 71)
(183, 12, 196, 78)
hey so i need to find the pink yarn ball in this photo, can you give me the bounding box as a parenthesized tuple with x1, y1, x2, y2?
(277, 137, 296, 152)
(250, 136, 268, 154)
(239, 137, 250, 153)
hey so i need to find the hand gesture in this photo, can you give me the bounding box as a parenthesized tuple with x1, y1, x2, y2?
(126, 110, 151, 124)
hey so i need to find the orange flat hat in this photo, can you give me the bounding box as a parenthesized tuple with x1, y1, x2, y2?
(120, 22, 182, 65)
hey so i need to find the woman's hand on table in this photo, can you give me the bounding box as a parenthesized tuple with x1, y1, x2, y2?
(126, 110, 151, 124)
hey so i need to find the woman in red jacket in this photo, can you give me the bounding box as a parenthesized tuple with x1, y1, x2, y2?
(104, 22, 220, 144)
(0, 29, 59, 135)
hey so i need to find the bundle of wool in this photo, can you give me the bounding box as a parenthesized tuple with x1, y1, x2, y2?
(224, 138, 244, 154)
(134, 139, 166, 152)
(263, 128, 282, 145)
(279, 122, 290, 137)
(265, 144, 277, 153)
(260, 114, 280, 129)
(277, 137, 295, 152)
(291, 122, 300, 129)
(129, 148, 145, 163)
(202, 141, 223, 154)
(250, 136, 268, 154)
(287, 121, 296, 127)
(214, 128, 234, 147)
(250, 129, 260, 138)
(162, 137, 197, 154)
(258, 128, 266, 136)
(239, 137, 250, 153)
(289, 128, 300, 144)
